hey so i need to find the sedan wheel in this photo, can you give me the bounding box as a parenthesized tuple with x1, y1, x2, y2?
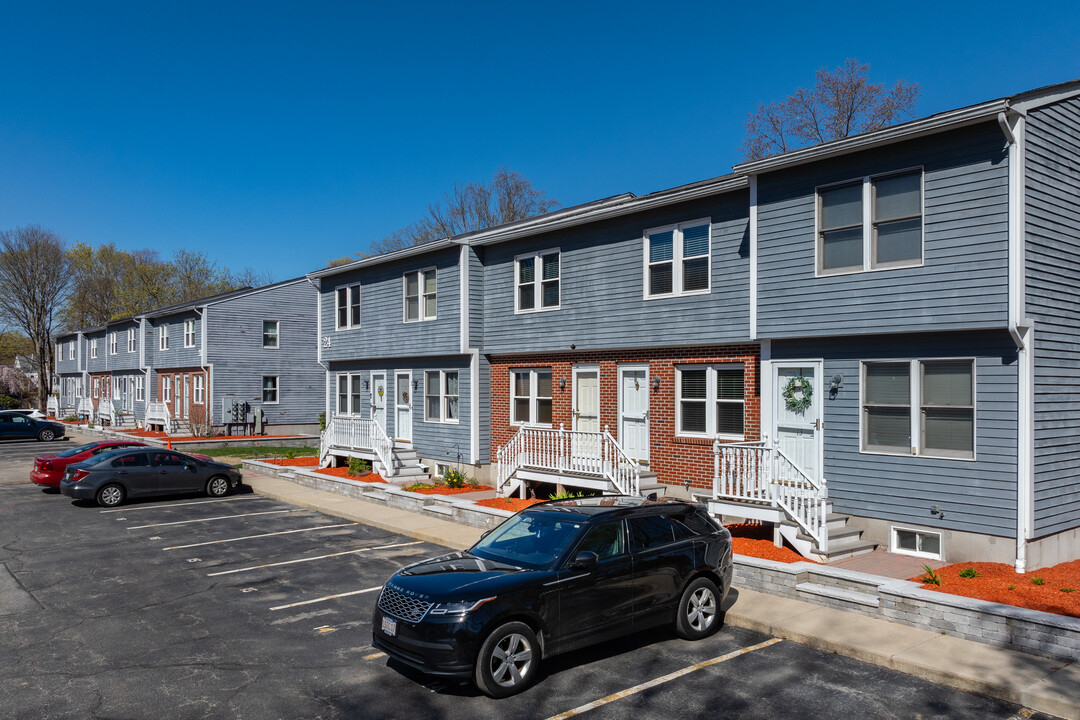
(675, 577, 723, 640)
(96, 484, 125, 508)
(206, 476, 230, 497)
(474, 621, 538, 698)
(38, 429, 55, 442)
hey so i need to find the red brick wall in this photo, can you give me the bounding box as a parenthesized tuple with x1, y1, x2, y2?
(156, 369, 208, 427)
(89, 372, 110, 411)
(490, 344, 761, 490)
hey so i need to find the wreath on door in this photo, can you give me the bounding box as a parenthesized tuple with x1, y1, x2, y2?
(782, 375, 813, 413)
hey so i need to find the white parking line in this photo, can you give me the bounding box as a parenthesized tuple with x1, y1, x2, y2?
(162, 523, 358, 550)
(100, 497, 267, 513)
(206, 541, 423, 576)
(269, 585, 382, 611)
(127, 509, 300, 530)
(545, 638, 782, 720)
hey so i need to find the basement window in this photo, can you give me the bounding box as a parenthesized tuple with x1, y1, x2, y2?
(891, 526, 942, 560)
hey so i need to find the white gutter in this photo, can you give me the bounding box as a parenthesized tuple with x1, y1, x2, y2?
(196, 307, 214, 427)
(459, 244, 480, 465)
(749, 175, 758, 340)
(306, 275, 331, 423)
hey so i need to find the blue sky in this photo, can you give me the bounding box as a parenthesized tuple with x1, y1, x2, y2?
(2, 1, 1079, 281)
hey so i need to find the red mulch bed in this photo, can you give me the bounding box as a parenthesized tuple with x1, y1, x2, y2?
(405, 485, 493, 495)
(262, 457, 320, 467)
(117, 429, 169, 438)
(726, 522, 817, 564)
(912, 560, 1080, 618)
(475, 497, 545, 512)
(314, 467, 386, 484)
(170, 434, 300, 442)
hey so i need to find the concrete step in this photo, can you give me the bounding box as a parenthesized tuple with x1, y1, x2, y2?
(795, 582, 880, 608)
(820, 540, 877, 562)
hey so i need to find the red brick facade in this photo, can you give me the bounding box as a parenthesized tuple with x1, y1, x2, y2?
(490, 344, 761, 490)
(89, 372, 111, 413)
(156, 368, 209, 426)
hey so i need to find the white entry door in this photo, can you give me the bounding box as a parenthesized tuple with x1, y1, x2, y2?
(572, 367, 600, 471)
(395, 372, 412, 443)
(619, 366, 649, 463)
(371, 372, 387, 429)
(773, 361, 823, 482)
(183, 374, 190, 419)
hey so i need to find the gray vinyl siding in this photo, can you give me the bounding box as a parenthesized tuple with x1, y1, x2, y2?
(477, 354, 491, 464)
(108, 321, 142, 371)
(206, 281, 322, 426)
(320, 247, 462, 362)
(55, 334, 81, 374)
(85, 331, 107, 373)
(482, 191, 750, 354)
(148, 311, 203, 369)
(1025, 96, 1080, 537)
(757, 122, 1010, 338)
(773, 331, 1018, 538)
(469, 246, 484, 348)
(328, 355, 476, 464)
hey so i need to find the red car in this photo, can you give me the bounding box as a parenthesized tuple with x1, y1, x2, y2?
(32, 441, 150, 488)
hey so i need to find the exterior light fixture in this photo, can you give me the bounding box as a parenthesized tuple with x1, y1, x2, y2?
(651, 377, 661, 391)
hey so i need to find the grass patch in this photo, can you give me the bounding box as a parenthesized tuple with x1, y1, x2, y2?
(197, 446, 318, 460)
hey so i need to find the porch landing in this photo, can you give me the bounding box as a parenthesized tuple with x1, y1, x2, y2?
(829, 548, 947, 581)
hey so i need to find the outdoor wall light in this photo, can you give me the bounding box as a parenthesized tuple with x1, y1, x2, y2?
(651, 377, 661, 391)
(412, 379, 421, 392)
(830, 374, 843, 390)
(363, 379, 370, 391)
(559, 377, 567, 391)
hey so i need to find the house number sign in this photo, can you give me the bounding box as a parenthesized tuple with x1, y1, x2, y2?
(321, 336, 332, 348)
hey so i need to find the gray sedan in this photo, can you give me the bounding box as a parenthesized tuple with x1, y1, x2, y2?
(60, 448, 243, 507)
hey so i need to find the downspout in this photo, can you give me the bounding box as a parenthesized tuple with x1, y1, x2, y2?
(749, 175, 758, 341)
(460, 244, 479, 465)
(306, 276, 331, 423)
(1001, 108, 1034, 573)
(196, 307, 212, 429)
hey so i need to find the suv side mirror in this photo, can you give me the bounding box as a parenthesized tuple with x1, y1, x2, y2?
(569, 550, 598, 571)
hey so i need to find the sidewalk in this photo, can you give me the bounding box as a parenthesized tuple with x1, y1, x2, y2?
(244, 471, 1079, 720)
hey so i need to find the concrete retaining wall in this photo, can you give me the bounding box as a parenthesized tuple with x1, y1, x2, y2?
(61, 422, 318, 450)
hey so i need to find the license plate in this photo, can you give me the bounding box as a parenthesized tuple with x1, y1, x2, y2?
(381, 616, 397, 637)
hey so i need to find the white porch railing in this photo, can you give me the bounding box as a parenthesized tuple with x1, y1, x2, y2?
(76, 397, 94, 418)
(496, 424, 640, 497)
(46, 396, 59, 417)
(320, 416, 395, 477)
(98, 399, 116, 426)
(146, 401, 171, 432)
(714, 439, 829, 552)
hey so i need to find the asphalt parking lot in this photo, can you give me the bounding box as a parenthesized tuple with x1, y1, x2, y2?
(0, 437, 1062, 719)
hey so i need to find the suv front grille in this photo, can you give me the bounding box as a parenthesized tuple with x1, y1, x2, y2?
(378, 586, 433, 622)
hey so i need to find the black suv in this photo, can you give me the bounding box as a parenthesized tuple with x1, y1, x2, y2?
(372, 496, 733, 698)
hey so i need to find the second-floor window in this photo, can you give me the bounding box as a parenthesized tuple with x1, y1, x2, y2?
(335, 284, 361, 329)
(403, 269, 437, 322)
(676, 364, 745, 439)
(90, 339, 98, 359)
(511, 368, 552, 426)
(68, 341, 74, 360)
(645, 220, 711, 298)
(127, 328, 136, 353)
(516, 249, 560, 313)
(109, 332, 117, 355)
(424, 370, 459, 423)
(263, 320, 279, 348)
(183, 319, 196, 348)
(159, 325, 169, 351)
(818, 169, 923, 275)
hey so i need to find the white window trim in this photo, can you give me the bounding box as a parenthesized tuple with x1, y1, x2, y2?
(193, 374, 205, 404)
(135, 376, 145, 402)
(109, 332, 117, 355)
(262, 320, 280, 349)
(127, 328, 136, 353)
(423, 370, 460, 424)
(335, 283, 362, 330)
(262, 375, 280, 405)
(890, 525, 944, 560)
(90, 339, 98, 359)
(859, 357, 977, 461)
(509, 368, 553, 428)
(335, 372, 366, 416)
(815, 168, 925, 277)
(403, 268, 437, 323)
(159, 325, 169, 351)
(112, 377, 120, 401)
(514, 248, 561, 314)
(161, 376, 171, 403)
(183, 319, 196, 348)
(674, 364, 746, 440)
(92, 377, 100, 398)
(643, 218, 712, 300)
(68, 341, 74, 360)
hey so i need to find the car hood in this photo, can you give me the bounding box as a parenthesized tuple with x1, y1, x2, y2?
(389, 551, 542, 600)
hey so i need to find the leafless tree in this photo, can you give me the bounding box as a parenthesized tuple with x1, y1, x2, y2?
(0, 226, 70, 409)
(742, 59, 920, 161)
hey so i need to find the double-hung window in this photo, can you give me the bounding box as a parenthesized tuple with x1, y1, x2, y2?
(861, 359, 974, 459)
(262, 320, 279, 348)
(818, 169, 923, 274)
(159, 325, 169, 351)
(161, 375, 171, 403)
(424, 370, 459, 423)
(335, 284, 361, 329)
(68, 341, 74, 360)
(676, 364, 745, 438)
(183, 319, 196, 348)
(135, 376, 145, 402)
(335, 373, 364, 415)
(645, 220, 711, 298)
(93, 377, 100, 398)
(109, 332, 117, 355)
(516, 249, 560, 312)
(127, 328, 136, 353)
(90, 339, 98, 359)
(193, 375, 205, 404)
(403, 269, 436, 322)
(262, 376, 279, 404)
(511, 368, 552, 426)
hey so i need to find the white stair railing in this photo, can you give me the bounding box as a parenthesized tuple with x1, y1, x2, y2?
(77, 397, 94, 419)
(496, 427, 527, 495)
(47, 396, 59, 417)
(146, 401, 171, 432)
(98, 399, 116, 426)
(495, 424, 641, 496)
(321, 416, 396, 477)
(319, 417, 335, 466)
(714, 440, 829, 552)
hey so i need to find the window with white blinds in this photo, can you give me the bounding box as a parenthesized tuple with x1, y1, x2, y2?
(677, 364, 745, 438)
(644, 220, 711, 298)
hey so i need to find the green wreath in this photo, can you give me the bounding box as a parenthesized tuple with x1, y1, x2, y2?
(782, 375, 813, 413)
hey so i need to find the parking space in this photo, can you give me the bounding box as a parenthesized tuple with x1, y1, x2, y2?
(0, 468, 1062, 719)
(0, 436, 77, 480)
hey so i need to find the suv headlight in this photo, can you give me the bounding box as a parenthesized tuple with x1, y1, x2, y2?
(427, 597, 495, 616)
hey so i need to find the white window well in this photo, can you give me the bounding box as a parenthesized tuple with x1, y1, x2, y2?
(676, 364, 745, 438)
(817, 169, 923, 275)
(404, 269, 437, 322)
(424, 370, 460, 423)
(891, 526, 942, 560)
(644, 219, 711, 299)
(516, 249, 560, 313)
(511, 368, 553, 426)
(335, 283, 361, 330)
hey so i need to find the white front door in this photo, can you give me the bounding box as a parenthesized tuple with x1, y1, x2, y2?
(571, 367, 600, 470)
(395, 372, 412, 443)
(773, 361, 823, 482)
(183, 374, 190, 419)
(371, 372, 387, 429)
(619, 366, 649, 463)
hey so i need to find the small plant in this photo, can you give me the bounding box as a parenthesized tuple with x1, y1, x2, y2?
(466, 475, 480, 488)
(318, 412, 326, 432)
(1062, 588, 1076, 593)
(958, 567, 981, 579)
(1032, 576, 1046, 586)
(347, 457, 371, 476)
(283, 447, 298, 460)
(1008, 584, 1016, 591)
(550, 490, 584, 501)
(441, 467, 469, 489)
(919, 564, 942, 586)
(63, 415, 79, 422)
(404, 483, 436, 492)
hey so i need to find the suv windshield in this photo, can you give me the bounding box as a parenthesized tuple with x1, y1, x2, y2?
(471, 512, 586, 569)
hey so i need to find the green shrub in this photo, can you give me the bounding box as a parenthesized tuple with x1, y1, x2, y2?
(441, 467, 469, 489)
(1061, 588, 1075, 593)
(958, 567, 981, 579)
(347, 457, 371, 476)
(1032, 577, 1046, 586)
(284, 447, 298, 460)
(63, 414, 79, 422)
(404, 483, 435, 492)
(919, 564, 942, 586)
(318, 412, 326, 431)
(550, 490, 584, 501)
(0, 395, 19, 409)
